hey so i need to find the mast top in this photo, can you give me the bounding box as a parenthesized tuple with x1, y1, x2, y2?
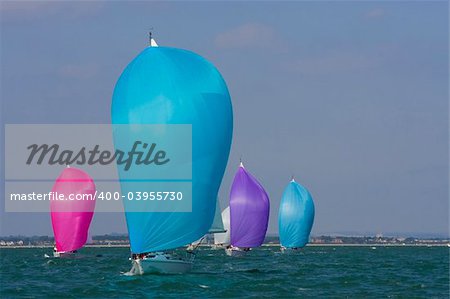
(149, 30, 158, 47)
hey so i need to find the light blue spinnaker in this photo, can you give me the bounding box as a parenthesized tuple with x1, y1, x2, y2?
(278, 179, 315, 248)
(111, 45, 233, 253)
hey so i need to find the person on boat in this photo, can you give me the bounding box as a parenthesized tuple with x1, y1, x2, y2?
(186, 248, 196, 257)
(132, 252, 152, 260)
(129, 255, 144, 275)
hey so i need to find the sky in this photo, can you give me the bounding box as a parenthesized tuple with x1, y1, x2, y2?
(0, 1, 448, 237)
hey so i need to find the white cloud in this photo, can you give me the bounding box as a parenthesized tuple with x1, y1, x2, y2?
(290, 53, 371, 75)
(283, 46, 393, 75)
(366, 8, 385, 19)
(0, 1, 105, 22)
(215, 23, 276, 49)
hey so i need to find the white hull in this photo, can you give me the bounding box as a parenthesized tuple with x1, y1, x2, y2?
(141, 258, 193, 274)
(280, 247, 301, 254)
(126, 253, 193, 275)
(225, 247, 249, 257)
(211, 244, 227, 250)
(53, 251, 76, 258)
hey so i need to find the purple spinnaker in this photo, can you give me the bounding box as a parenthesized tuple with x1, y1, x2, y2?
(230, 163, 270, 248)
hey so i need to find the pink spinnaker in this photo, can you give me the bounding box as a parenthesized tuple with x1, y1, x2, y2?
(50, 167, 96, 252)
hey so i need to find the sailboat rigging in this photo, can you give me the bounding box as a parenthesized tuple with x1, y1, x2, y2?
(112, 35, 233, 274)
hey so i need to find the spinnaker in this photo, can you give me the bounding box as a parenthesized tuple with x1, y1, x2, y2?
(50, 167, 96, 257)
(278, 179, 315, 250)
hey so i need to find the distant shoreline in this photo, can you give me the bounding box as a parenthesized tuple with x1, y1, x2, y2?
(1, 243, 448, 249)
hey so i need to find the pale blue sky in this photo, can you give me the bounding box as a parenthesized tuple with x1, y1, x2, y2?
(1, 1, 448, 237)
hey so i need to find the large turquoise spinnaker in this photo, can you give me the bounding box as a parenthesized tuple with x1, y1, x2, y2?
(278, 179, 315, 249)
(111, 38, 232, 272)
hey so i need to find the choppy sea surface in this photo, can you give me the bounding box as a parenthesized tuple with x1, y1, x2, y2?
(1, 246, 448, 298)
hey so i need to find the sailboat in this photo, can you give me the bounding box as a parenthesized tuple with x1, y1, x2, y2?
(226, 162, 270, 256)
(111, 36, 233, 274)
(49, 167, 96, 258)
(213, 206, 230, 249)
(278, 178, 315, 253)
(186, 199, 226, 251)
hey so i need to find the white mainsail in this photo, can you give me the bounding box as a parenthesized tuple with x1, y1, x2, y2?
(209, 198, 226, 233)
(214, 206, 230, 245)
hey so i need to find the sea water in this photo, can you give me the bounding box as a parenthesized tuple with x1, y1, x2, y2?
(1, 246, 448, 298)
